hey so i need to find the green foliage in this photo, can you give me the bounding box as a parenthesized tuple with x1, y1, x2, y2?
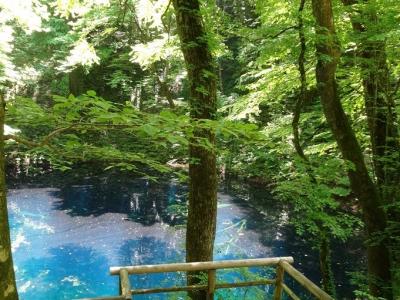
(6, 91, 260, 178)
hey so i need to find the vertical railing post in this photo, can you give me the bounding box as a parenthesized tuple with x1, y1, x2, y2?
(273, 261, 285, 300)
(207, 269, 216, 300)
(120, 268, 132, 299)
(118, 274, 122, 295)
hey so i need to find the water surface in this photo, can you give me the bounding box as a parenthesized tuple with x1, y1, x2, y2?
(8, 174, 360, 299)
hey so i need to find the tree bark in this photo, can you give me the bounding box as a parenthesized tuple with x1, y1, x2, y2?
(311, 0, 392, 297)
(68, 66, 86, 96)
(172, 0, 218, 299)
(0, 94, 19, 300)
(341, 0, 399, 199)
(292, 0, 308, 161)
(341, 1, 400, 293)
(292, 1, 336, 295)
(319, 231, 336, 297)
(156, 76, 176, 109)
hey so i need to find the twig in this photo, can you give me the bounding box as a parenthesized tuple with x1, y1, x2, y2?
(272, 25, 299, 38)
(4, 125, 75, 147)
(161, 0, 173, 36)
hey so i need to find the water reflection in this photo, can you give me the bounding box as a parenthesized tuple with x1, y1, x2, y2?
(51, 177, 187, 226)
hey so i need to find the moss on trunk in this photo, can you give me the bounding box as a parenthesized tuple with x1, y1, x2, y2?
(0, 95, 19, 300)
(172, 0, 218, 299)
(311, 0, 392, 297)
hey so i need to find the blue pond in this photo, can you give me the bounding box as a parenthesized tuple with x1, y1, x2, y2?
(8, 174, 360, 299)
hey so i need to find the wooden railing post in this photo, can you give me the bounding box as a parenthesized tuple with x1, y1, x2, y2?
(118, 276, 122, 295)
(273, 261, 285, 300)
(120, 268, 132, 300)
(207, 269, 216, 300)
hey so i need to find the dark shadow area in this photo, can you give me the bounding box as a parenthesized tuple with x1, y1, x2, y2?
(47, 175, 188, 226)
(223, 180, 363, 299)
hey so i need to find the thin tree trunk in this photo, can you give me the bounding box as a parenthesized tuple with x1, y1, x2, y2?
(0, 94, 19, 300)
(69, 66, 86, 96)
(292, 1, 336, 295)
(292, 0, 307, 162)
(319, 231, 336, 297)
(172, 1, 218, 299)
(157, 77, 175, 109)
(311, 0, 392, 297)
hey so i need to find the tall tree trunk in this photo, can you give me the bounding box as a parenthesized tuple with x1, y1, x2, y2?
(292, 0, 336, 295)
(172, 0, 218, 299)
(0, 94, 19, 300)
(292, 0, 308, 162)
(341, 0, 399, 201)
(342, 0, 400, 292)
(311, 0, 392, 297)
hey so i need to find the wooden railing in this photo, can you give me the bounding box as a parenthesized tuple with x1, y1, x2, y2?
(78, 257, 334, 300)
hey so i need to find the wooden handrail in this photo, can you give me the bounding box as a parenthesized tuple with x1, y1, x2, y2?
(279, 260, 334, 300)
(78, 297, 124, 300)
(109, 256, 294, 275)
(130, 279, 275, 295)
(78, 256, 334, 300)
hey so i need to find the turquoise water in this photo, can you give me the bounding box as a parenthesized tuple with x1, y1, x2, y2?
(8, 175, 359, 299)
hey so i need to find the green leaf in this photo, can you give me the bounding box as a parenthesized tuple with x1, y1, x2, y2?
(86, 90, 97, 97)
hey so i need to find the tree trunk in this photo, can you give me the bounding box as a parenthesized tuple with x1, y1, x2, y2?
(311, 0, 392, 297)
(292, 1, 336, 295)
(342, 0, 400, 293)
(292, 0, 307, 162)
(341, 0, 399, 201)
(172, 1, 218, 299)
(68, 66, 86, 96)
(157, 77, 175, 109)
(0, 95, 19, 300)
(319, 231, 336, 297)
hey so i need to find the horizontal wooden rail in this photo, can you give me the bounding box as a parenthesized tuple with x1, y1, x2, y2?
(78, 297, 124, 300)
(110, 257, 294, 275)
(131, 279, 276, 295)
(133, 284, 208, 294)
(280, 261, 334, 300)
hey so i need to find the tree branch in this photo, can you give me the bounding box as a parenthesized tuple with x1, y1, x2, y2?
(271, 25, 299, 38)
(4, 125, 75, 147)
(3, 121, 183, 148)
